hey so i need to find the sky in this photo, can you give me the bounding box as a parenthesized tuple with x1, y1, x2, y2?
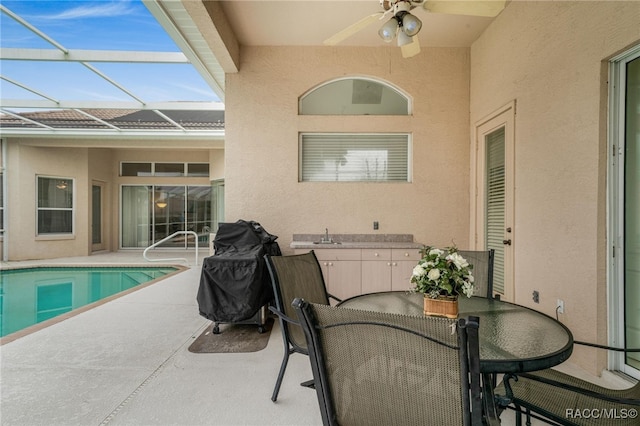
(0, 0, 221, 106)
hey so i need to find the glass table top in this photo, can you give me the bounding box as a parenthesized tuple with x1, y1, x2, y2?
(338, 291, 574, 374)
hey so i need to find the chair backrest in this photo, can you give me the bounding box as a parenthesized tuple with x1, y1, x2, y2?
(458, 249, 495, 298)
(294, 299, 483, 426)
(265, 251, 330, 350)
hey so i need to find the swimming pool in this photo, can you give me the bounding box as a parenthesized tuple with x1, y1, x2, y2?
(0, 266, 179, 339)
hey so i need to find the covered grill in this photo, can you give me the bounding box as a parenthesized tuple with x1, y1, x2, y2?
(197, 220, 281, 333)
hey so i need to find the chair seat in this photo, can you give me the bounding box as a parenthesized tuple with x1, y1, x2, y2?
(496, 368, 640, 426)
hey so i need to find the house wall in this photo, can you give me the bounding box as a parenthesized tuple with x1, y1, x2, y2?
(470, 1, 640, 375)
(225, 46, 472, 254)
(6, 141, 90, 261)
(3, 140, 222, 260)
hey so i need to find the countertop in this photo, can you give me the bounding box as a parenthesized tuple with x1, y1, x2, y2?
(290, 241, 424, 249)
(290, 234, 423, 250)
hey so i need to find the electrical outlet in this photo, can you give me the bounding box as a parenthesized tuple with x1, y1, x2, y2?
(532, 290, 540, 303)
(373, 221, 379, 230)
(557, 299, 565, 314)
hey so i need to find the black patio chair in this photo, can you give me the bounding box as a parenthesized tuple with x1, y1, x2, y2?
(293, 298, 486, 426)
(458, 249, 495, 299)
(264, 250, 341, 402)
(496, 342, 640, 426)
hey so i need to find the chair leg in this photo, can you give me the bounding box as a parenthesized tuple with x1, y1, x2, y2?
(271, 348, 292, 402)
(514, 402, 523, 426)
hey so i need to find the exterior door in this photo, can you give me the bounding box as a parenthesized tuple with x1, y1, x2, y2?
(91, 182, 105, 252)
(472, 102, 515, 301)
(610, 47, 640, 379)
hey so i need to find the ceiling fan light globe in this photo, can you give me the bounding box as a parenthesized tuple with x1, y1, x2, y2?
(397, 30, 414, 47)
(402, 13, 422, 36)
(378, 18, 399, 42)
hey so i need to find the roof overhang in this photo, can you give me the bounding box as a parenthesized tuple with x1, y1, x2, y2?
(143, 0, 240, 103)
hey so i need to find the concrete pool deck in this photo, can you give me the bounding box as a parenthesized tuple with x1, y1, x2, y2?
(1, 251, 320, 426)
(0, 251, 630, 425)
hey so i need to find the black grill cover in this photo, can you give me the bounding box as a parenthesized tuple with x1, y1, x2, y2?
(197, 220, 281, 322)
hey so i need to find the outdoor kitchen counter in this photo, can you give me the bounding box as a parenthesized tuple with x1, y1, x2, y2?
(290, 234, 423, 299)
(290, 241, 424, 249)
(290, 233, 423, 250)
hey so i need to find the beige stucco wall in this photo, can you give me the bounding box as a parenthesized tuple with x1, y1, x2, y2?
(6, 142, 90, 261)
(470, 1, 640, 374)
(4, 140, 222, 260)
(225, 46, 472, 254)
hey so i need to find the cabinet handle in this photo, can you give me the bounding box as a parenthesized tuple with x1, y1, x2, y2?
(404, 252, 409, 257)
(392, 262, 397, 266)
(323, 262, 328, 266)
(374, 252, 379, 257)
(387, 262, 391, 266)
(329, 262, 333, 266)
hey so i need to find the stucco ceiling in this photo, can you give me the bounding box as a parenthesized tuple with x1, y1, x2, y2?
(217, 0, 502, 48)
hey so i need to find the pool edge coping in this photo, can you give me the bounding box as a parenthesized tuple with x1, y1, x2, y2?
(0, 264, 188, 345)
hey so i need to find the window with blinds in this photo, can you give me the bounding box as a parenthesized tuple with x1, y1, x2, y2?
(485, 127, 505, 294)
(300, 133, 410, 182)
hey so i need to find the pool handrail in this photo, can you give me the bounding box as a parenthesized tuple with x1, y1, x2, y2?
(143, 231, 199, 266)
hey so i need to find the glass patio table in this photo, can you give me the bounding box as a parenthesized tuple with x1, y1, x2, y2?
(337, 291, 574, 422)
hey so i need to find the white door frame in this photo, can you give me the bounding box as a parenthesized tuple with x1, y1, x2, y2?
(471, 101, 516, 302)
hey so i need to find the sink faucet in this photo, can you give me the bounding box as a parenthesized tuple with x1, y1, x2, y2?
(321, 228, 333, 243)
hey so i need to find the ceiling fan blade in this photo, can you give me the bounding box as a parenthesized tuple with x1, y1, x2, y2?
(323, 12, 384, 46)
(423, 0, 506, 17)
(401, 37, 421, 58)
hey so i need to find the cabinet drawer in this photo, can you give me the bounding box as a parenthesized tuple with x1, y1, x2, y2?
(361, 249, 391, 261)
(392, 248, 422, 262)
(312, 249, 361, 261)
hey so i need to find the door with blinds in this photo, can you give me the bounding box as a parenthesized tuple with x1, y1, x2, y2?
(473, 102, 515, 301)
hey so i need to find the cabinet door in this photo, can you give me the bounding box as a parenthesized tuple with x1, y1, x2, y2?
(361, 249, 392, 293)
(362, 261, 392, 293)
(391, 249, 422, 291)
(392, 261, 416, 291)
(326, 260, 361, 300)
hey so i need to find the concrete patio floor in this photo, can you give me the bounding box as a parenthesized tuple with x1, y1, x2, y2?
(0, 251, 630, 425)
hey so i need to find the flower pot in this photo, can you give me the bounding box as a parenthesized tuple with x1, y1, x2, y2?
(423, 296, 458, 318)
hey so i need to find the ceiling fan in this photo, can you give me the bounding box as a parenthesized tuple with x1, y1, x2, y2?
(323, 0, 506, 58)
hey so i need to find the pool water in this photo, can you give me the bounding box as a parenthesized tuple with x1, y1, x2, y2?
(0, 266, 177, 337)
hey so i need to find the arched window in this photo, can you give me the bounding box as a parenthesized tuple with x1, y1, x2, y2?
(299, 77, 411, 182)
(299, 77, 410, 115)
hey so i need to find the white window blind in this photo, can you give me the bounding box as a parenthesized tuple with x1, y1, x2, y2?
(300, 134, 410, 182)
(486, 128, 505, 294)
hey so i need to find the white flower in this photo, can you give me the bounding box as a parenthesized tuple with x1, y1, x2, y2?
(447, 252, 469, 270)
(462, 281, 475, 298)
(427, 268, 441, 281)
(412, 264, 427, 277)
(428, 248, 444, 257)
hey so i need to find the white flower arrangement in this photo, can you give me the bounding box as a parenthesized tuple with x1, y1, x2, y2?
(411, 246, 475, 299)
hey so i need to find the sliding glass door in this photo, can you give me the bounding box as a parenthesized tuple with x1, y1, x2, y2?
(121, 185, 213, 249)
(610, 46, 640, 379)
